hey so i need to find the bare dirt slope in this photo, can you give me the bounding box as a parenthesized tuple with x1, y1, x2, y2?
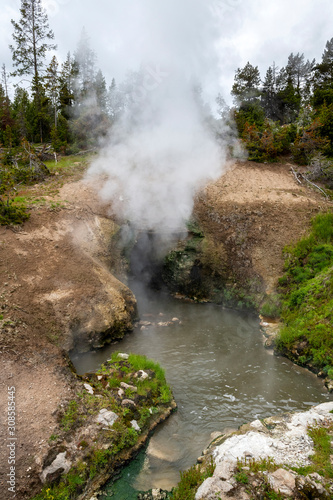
(0, 175, 136, 499)
(195, 160, 332, 294)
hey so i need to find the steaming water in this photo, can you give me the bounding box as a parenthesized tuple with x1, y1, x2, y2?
(72, 281, 332, 496)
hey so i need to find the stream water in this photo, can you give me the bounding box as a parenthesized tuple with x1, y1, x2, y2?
(71, 280, 332, 497)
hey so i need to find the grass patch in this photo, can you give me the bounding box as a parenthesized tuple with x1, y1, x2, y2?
(170, 458, 215, 500)
(276, 212, 333, 374)
(260, 294, 281, 319)
(291, 423, 333, 479)
(308, 424, 333, 478)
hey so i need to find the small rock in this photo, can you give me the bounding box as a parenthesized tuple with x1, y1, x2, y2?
(267, 468, 296, 496)
(83, 383, 94, 395)
(96, 409, 118, 427)
(41, 452, 71, 483)
(172, 317, 180, 322)
(117, 353, 129, 360)
(121, 399, 136, 408)
(120, 382, 138, 392)
(118, 388, 125, 398)
(195, 476, 233, 499)
(250, 419, 265, 431)
(131, 420, 141, 432)
(135, 370, 149, 380)
(97, 375, 103, 380)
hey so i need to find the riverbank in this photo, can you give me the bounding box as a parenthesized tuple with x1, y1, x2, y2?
(0, 156, 332, 499)
(193, 401, 333, 499)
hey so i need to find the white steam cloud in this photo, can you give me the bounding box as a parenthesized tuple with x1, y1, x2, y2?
(87, 0, 229, 230)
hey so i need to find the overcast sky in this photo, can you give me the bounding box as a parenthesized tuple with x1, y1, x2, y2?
(1, 0, 333, 105)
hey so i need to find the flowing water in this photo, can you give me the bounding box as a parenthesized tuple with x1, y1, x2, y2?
(71, 280, 332, 497)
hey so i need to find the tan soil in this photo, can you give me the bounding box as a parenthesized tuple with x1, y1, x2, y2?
(0, 158, 331, 500)
(195, 160, 332, 293)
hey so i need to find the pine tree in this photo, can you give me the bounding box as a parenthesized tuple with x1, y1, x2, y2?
(59, 53, 75, 120)
(231, 62, 261, 104)
(313, 38, 333, 107)
(73, 28, 96, 102)
(94, 69, 107, 112)
(107, 78, 125, 121)
(262, 63, 280, 120)
(10, 0, 57, 142)
(44, 55, 59, 128)
(12, 87, 33, 142)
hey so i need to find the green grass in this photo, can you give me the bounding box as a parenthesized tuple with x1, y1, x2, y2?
(170, 458, 215, 500)
(292, 423, 333, 479)
(308, 424, 333, 478)
(276, 212, 333, 375)
(44, 153, 95, 177)
(60, 400, 81, 432)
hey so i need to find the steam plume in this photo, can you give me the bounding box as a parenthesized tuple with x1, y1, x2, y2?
(87, 0, 229, 231)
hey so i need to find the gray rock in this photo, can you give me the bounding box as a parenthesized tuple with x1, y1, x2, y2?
(118, 388, 125, 398)
(195, 476, 234, 499)
(120, 381, 137, 392)
(117, 352, 129, 360)
(41, 452, 71, 483)
(121, 399, 136, 407)
(83, 383, 94, 395)
(267, 468, 296, 496)
(135, 370, 149, 380)
(131, 420, 141, 432)
(215, 460, 234, 480)
(96, 408, 118, 427)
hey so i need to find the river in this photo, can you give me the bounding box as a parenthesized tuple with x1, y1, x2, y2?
(71, 278, 332, 497)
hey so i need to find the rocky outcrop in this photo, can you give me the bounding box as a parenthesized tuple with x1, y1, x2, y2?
(195, 402, 333, 499)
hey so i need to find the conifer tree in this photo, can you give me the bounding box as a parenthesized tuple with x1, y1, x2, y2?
(10, 0, 57, 142)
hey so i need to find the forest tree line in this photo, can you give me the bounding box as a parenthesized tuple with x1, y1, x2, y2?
(1, 1, 333, 180)
(226, 39, 333, 174)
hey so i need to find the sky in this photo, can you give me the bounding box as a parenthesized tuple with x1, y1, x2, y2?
(1, 0, 333, 105)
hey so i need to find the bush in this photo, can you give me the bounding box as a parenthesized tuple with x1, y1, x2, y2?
(291, 118, 329, 165)
(0, 198, 30, 225)
(241, 120, 294, 162)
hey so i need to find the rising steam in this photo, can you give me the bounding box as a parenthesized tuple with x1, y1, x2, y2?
(87, 0, 230, 231)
